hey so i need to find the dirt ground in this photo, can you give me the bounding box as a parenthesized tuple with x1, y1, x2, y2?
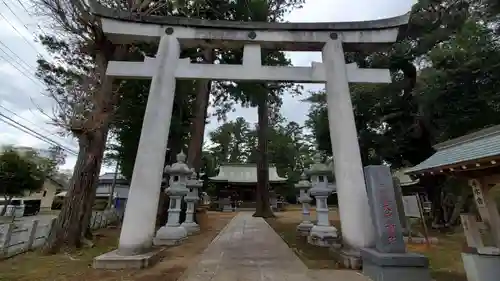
(268, 206, 467, 281)
(0, 211, 236, 281)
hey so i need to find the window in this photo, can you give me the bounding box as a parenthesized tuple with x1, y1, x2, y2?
(10, 200, 21, 206)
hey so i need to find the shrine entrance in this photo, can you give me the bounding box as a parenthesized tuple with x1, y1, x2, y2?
(89, 2, 409, 265)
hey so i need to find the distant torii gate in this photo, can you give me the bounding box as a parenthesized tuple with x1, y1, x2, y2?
(90, 3, 409, 266)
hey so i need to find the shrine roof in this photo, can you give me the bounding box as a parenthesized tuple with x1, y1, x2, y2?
(405, 125, 500, 175)
(393, 169, 419, 186)
(209, 164, 287, 183)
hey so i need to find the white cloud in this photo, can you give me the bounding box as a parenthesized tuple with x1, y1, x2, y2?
(0, 0, 414, 175)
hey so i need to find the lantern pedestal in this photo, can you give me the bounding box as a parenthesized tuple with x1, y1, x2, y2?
(155, 194, 188, 245)
(154, 226, 188, 246)
(181, 170, 201, 234)
(295, 173, 314, 237)
(297, 221, 314, 237)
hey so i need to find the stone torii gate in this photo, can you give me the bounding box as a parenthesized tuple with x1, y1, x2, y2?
(90, 3, 409, 268)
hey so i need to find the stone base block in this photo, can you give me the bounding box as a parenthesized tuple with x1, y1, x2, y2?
(307, 225, 338, 247)
(308, 235, 338, 247)
(404, 236, 439, 245)
(93, 248, 164, 269)
(154, 225, 187, 246)
(181, 222, 200, 235)
(329, 247, 362, 269)
(154, 236, 187, 246)
(361, 248, 431, 281)
(296, 222, 313, 237)
(462, 252, 500, 281)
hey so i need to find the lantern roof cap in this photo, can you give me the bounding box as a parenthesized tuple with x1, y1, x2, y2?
(295, 172, 312, 189)
(164, 151, 191, 175)
(306, 153, 332, 176)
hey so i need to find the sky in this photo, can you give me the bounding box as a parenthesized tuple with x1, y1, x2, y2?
(0, 0, 414, 175)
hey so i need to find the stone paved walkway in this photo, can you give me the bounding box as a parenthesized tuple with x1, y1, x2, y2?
(179, 212, 369, 281)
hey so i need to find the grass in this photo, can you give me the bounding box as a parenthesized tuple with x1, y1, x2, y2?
(267, 217, 341, 269)
(0, 211, 236, 281)
(266, 206, 342, 270)
(267, 207, 467, 281)
(408, 230, 467, 281)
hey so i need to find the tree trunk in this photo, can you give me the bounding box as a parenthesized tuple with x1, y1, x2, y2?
(40, 38, 124, 254)
(187, 49, 213, 171)
(253, 95, 274, 218)
(42, 125, 108, 254)
(448, 195, 465, 226)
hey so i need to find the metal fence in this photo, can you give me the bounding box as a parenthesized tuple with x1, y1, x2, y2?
(0, 210, 122, 259)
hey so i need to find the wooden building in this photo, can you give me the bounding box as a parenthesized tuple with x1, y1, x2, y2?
(405, 125, 500, 281)
(209, 164, 287, 209)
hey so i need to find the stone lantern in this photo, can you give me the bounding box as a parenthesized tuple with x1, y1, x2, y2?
(306, 153, 338, 247)
(181, 169, 201, 234)
(295, 172, 313, 236)
(154, 151, 191, 245)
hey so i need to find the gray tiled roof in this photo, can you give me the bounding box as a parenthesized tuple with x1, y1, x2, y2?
(406, 125, 500, 174)
(210, 164, 287, 183)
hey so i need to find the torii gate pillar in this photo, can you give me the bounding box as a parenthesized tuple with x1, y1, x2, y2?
(323, 40, 375, 252)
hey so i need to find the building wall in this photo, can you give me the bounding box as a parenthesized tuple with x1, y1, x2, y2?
(24, 180, 58, 209)
(96, 183, 130, 199)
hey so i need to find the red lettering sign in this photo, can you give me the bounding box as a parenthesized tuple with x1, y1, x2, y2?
(383, 201, 393, 218)
(388, 235, 396, 243)
(385, 223, 396, 235)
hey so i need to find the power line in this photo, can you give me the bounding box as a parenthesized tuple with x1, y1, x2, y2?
(0, 115, 78, 156)
(2, 0, 51, 52)
(0, 104, 74, 145)
(0, 2, 61, 88)
(0, 116, 77, 156)
(0, 40, 35, 70)
(2, 0, 31, 32)
(0, 112, 78, 155)
(0, 116, 78, 156)
(0, 42, 42, 86)
(0, 51, 44, 88)
(0, 10, 40, 54)
(10, 0, 49, 36)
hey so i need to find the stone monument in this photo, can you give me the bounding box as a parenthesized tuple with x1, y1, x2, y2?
(295, 172, 313, 236)
(306, 154, 338, 247)
(361, 165, 431, 281)
(181, 169, 201, 234)
(89, 1, 410, 267)
(154, 151, 191, 246)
